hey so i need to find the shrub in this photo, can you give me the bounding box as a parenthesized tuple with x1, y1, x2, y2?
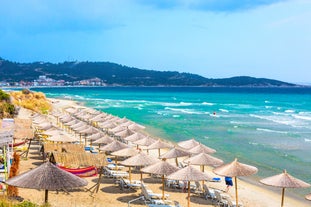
(0, 90, 10, 102)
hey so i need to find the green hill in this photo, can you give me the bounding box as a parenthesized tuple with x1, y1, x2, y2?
(0, 57, 296, 87)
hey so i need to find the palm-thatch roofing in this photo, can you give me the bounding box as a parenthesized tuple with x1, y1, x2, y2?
(183, 153, 223, 167)
(5, 161, 88, 190)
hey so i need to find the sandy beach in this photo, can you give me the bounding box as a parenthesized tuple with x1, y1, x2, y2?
(6, 99, 310, 207)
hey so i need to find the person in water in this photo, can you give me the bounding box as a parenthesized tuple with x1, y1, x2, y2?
(225, 176, 233, 192)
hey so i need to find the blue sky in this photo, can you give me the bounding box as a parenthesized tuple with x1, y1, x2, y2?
(1, 0, 310, 84)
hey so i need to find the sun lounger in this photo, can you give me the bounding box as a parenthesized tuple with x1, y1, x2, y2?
(166, 180, 196, 190)
(215, 190, 231, 207)
(194, 181, 203, 194)
(103, 166, 129, 178)
(203, 184, 227, 201)
(119, 177, 141, 190)
(141, 184, 173, 206)
(147, 201, 181, 207)
(107, 163, 125, 170)
(226, 197, 243, 207)
(141, 183, 169, 200)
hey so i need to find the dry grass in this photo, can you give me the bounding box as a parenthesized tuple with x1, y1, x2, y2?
(10, 90, 51, 114)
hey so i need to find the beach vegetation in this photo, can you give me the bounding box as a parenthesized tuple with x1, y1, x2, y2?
(0, 90, 15, 118)
(0, 199, 47, 207)
(9, 90, 51, 114)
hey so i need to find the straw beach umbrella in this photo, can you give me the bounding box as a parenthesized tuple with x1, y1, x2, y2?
(177, 138, 200, 150)
(114, 128, 135, 139)
(99, 140, 128, 152)
(183, 153, 223, 186)
(111, 147, 139, 157)
(167, 164, 212, 207)
(306, 194, 311, 201)
(111, 147, 139, 166)
(141, 160, 179, 199)
(260, 169, 310, 207)
(133, 136, 156, 153)
(213, 158, 258, 207)
(147, 139, 173, 157)
(160, 147, 191, 167)
(92, 135, 114, 149)
(124, 132, 147, 142)
(120, 152, 158, 182)
(47, 132, 78, 143)
(5, 161, 87, 204)
(188, 143, 216, 154)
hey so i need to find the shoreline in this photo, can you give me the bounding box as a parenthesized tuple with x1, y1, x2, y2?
(47, 97, 310, 206)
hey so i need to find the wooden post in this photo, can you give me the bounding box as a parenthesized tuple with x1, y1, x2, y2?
(235, 176, 238, 207)
(44, 189, 49, 203)
(187, 181, 190, 207)
(281, 188, 285, 207)
(162, 175, 165, 200)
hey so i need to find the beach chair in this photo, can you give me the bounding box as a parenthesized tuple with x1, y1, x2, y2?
(142, 184, 170, 199)
(226, 197, 244, 207)
(119, 177, 141, 190)
(203, 184, 217, 200)
(142, 184, 173, 206)
(103, 166, 129, 178)
(147, 201, 181, 207)
(215, 191, 229, 207)
(194, 181, 203, 194)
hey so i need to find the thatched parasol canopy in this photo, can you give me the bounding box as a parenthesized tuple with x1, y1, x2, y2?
(147, 139, 172, 150)
(86, 132, 105, 141)
(188, 143, 216, 154)
(120, 152, 159, 181)
(167, 165, 212, 207)
(128, 123, 145, 131)
(177, 138, 200, 149)
(184, 153, 223, 167)
(160, 147, 191, 166)
(124, 132, 147, 142)
(213, 158, 258, 177)
(5, 161, 88, 203)
(120, 152, 158, 167)
(78, 127, 99, 135)
(111, 147, 139, 157)
(133, 136, 156, 147)
(99, 140, 128, 152)
(92, 135, 114, 145)
(114, 128, 135, 138)
(213, 158, 258, 207)
(141, 160, 179, 200)
(47, 132, 78, 143)
(147, 139, 173, 157)
(260, 169, 310, 207)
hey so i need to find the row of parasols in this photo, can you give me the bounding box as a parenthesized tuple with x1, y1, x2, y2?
(4, 149, 310, 207)
(25, 105, 311, 207)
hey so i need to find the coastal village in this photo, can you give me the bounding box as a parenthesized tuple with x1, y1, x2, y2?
(0, 76, 105, 87)
(0, 89, 310, 207)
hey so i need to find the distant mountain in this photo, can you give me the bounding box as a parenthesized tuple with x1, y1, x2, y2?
(0, 57, 297, 87)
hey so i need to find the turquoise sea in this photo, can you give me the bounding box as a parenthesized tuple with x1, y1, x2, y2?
(31, 87, 311, 195)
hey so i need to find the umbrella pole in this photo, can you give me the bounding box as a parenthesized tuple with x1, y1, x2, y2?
(281, 188, 285, 207)
(129, 167, 132, 183)
(158, 148, 160, 157)
(187, 181, 190, 207)
(44, 189, 48, 203)
(95, 166, 104, 193)
(202, 165, 205, 187)
(140, 166, 143, 182)
(235, 176, 238, 207)
(162, 175, 165, 200)
(175, 158, 178, 167)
